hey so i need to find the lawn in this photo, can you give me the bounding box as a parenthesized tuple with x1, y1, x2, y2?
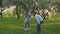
(0, 17, 60, 34)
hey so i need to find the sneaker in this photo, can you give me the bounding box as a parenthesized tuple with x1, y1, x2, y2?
(27, 28, 29, 31)
(24, 28, 27, 31)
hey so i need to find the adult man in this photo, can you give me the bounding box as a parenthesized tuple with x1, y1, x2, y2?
(33, 12, 43, 34)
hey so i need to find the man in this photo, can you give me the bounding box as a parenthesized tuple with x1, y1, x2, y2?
(33, 12, 43, 34)
(24, 9, 31, 31)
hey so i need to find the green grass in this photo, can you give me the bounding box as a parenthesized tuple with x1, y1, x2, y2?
(0, 17, 60, 34)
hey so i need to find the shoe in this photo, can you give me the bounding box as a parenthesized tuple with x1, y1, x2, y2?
(27, 28, 29, 31)
(24, 28, 27, 31)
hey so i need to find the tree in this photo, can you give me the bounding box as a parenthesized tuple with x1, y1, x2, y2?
(0, 0, 2, 18)
(2, 0, 60, 19)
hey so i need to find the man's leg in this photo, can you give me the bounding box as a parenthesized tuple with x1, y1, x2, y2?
(36, 24, 41, 34)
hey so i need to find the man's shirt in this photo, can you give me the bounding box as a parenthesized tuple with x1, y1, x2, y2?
(35, 14, 43, 24)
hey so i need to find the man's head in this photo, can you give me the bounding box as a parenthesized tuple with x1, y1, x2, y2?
(33, 12, 37, 16)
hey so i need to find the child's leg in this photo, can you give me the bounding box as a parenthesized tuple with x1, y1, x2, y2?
(25, 18, 27, 31)
(25, 23, 29, 31)
(25, 18, 30, 31)
(36, 24, 41, 34)
(25, 22, 29, 31)
(26, 18, 30, 30)
(27, 23, 29, 28)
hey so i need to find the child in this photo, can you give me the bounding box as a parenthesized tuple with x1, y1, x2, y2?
(24, 9, 31, 31)
(33, 12, 43, 34)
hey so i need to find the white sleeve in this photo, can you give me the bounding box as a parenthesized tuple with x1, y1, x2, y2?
(35, 16, 40, 24)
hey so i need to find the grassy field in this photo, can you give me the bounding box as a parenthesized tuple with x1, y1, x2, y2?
(0, 17, 60, 34)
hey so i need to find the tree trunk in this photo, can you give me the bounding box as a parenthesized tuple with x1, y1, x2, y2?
(16, 4, 20, 19)
(0, 7, 2, 18)
(0, 0, 2, 18)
